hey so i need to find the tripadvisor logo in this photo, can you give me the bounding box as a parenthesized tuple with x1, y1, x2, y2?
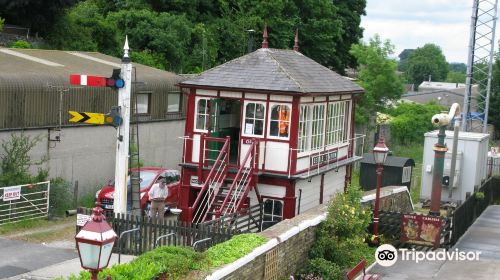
(375, 244, 398, 267)
(375, 244, 482, 267)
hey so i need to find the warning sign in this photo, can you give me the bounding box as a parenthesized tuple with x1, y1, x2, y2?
(76, 214, 92, 227)
(3, 186, 21, 201)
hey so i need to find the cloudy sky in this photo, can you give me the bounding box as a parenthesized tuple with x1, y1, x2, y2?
(361, 0, 499, 63)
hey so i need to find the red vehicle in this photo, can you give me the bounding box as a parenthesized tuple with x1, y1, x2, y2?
(96, 167, 180, 215)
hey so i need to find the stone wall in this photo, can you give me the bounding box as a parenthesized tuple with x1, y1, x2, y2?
(207, 205, 327, 280)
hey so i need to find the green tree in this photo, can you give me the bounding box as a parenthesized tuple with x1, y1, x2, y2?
(446, 71, 466, 83)
(0, 17, 4, 31)
(0, 0, 77, 36)
(489, 58, 500, 138)
(405, 43, 449, 87)
(350, 35, 404, 124)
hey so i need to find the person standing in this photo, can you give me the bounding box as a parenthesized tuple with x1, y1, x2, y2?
(148, 177, 168, 223)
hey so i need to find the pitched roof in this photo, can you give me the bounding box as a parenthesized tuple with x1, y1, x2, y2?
(179, 48, 364, 95)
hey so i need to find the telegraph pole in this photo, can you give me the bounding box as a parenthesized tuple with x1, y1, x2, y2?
(114, 36, 132, 214)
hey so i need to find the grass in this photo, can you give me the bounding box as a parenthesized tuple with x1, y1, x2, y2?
(0, 216, 74, 243)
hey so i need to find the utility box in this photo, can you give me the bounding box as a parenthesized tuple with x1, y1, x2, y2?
(360, 154, 415, 192)
(420, 130, 489, 204)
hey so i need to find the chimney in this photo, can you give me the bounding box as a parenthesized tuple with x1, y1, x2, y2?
(262, 25, 268, 48)
(293, 28, 299, 51)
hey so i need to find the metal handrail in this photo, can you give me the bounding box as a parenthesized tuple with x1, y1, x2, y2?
(219, 140, 257, 216)
(191, 137, 230, 224)
(154, 233, 176, 248)
(118, 227, 140, 264)
(192, 237, 212, 251)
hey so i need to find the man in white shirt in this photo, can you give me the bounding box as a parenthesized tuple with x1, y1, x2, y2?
(148, 177, 168, 222)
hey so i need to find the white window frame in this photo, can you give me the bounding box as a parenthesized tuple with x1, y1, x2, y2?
(194, 97, 211, 133)
(326, 100, 349, 148)
(262, 199, 283, 225)
(267, 102, 292, 140)
(402, 166, 412, 183)
(298, 105, 310, 153)
(310, 104, 326, 151)
(241, 101, 267, 138)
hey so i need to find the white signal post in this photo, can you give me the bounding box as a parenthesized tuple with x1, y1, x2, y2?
(113, 36, 132, 214)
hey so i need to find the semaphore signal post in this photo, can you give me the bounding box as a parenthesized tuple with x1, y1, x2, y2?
(68, 37, 132, 214)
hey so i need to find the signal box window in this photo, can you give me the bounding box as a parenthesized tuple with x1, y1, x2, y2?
(269, 104, 291, 139)
(243, 102, 265, 137)
(195, 98, 209, 131)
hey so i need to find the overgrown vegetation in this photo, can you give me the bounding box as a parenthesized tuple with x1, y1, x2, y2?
(387, 102, 445, 145)
(64, 233, 267, 279)
(0, 133, 47, 187)
(206, 233, 268, 267)
(9, 40, 33, 49)
(297, 185, 375, 280)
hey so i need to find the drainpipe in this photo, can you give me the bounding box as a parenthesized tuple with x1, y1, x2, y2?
(429, 103, 461, 216)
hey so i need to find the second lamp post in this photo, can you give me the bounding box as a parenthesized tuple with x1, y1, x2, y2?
(372, 136, 389, 245)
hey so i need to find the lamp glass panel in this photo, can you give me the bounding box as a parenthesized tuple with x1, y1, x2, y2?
(99, 242, 114, 269)
(374, 152, 385, 165)
(78, 242, 101, 269)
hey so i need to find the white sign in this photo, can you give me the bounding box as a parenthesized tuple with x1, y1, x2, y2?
(3, 186, 21, 201)
(190, 176, 201, 186)
(245, 123, 254, 134)
(76, 214, 92, 226)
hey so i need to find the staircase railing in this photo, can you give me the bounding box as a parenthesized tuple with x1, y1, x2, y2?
(189, 136, 230, 224)
(217, 139, 259, 217)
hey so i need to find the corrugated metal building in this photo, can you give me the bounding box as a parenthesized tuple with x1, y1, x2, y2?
(0, 48, 185, 130)
(0, 48, 187, 191)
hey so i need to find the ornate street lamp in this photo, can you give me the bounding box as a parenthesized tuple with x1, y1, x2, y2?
(372, 136, 389, 245)
(75, 207, 117, 280)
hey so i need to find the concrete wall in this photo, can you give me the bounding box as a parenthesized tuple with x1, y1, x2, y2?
(0, 120, 185, 195)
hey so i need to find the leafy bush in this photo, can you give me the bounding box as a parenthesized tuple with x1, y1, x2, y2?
(300, 185, 374, 278)
(388, 102, 445, 144)
(475, 191, 485, 200)
(50, 177, 73, 215)
(9, 40, 33, 49)
(299, 258, 343, 280)
(0, 133, 47, 187)
(65, 246, 209, 280)
(206, 233, 268, 267)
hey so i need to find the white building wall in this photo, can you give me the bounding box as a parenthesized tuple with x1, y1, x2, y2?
(295, 167, 346, 215)
(0, 120, 185, 195)
(420, 130, 489, 203)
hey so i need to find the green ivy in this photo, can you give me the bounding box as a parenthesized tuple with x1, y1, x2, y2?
(206, 233, 268, 267)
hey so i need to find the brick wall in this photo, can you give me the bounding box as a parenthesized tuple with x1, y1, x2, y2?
(207, 205, 327, 280)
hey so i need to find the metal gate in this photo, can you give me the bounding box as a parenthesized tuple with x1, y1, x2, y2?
(0, 181, 50, 225)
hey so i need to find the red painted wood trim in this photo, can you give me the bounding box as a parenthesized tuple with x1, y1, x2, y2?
(289, 96, 300, 175)
(183, 89, 196, 164)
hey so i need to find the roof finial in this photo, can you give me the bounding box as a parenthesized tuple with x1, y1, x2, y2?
(123, 35, 130, 58)
(262, 25, 268, 49)
(293, 28, 299, 52)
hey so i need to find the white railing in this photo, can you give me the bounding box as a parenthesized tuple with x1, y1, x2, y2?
(0, 181, 50, 225)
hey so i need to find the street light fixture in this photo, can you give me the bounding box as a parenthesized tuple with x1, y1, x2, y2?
(372, 135, 389, 245)
(75, 207, 117, 280)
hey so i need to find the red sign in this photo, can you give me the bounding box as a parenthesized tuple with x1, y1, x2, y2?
(401, 214, 442, 248)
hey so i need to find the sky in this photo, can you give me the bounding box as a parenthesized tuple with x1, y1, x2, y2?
(360, 0, 499, 63)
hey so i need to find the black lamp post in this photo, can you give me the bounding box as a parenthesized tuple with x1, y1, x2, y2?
(372, 136, 389, 245)
(75, 207, 117, 280)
